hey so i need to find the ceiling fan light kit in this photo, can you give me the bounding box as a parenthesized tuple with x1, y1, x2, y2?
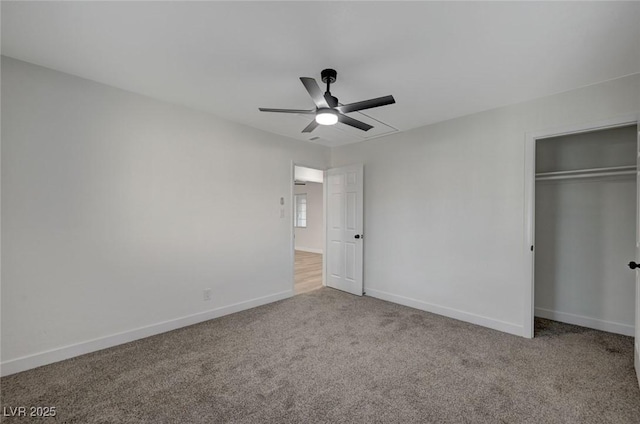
(259, 68, 395, 133)
(315, 108, 338, 125)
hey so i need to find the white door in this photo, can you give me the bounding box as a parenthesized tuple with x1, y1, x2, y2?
(325, 164, 364, 296)
(635, 124, 640, 387)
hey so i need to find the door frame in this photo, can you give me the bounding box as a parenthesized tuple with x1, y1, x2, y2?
(523, 113, 639, 338)
(290, 162, 327, 294)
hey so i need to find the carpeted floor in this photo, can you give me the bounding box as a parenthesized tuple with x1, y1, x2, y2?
(1, 288, 639, 423)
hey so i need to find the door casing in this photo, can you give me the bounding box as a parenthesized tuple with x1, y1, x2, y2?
(523, 114, 640, 339)
(291, 162, 327, 293)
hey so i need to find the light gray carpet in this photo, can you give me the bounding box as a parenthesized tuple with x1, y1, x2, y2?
(2, 288, 639, 423)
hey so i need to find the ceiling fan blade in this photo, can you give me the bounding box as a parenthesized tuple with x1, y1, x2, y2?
(300, 77, 329, 108)
(302, 119, 320, 133)
(324, 93, 338, 108)
(259, 108, 315, 114)
(336, 95, 396, 114)
(338, 114, 373, 132)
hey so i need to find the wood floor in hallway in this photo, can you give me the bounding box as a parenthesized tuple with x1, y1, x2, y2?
(294, 250, 323, 295)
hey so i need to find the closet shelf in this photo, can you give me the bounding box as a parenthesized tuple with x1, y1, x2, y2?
(535, 165, 636, 181)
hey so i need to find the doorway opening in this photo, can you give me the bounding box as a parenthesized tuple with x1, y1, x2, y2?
(292, 165, 325, 295)
(525, 118, 639, 339)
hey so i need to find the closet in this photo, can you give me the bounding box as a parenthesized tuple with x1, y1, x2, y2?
(534, 125, 637, 336)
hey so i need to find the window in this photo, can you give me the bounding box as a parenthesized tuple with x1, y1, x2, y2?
(294, 194, 307, 228)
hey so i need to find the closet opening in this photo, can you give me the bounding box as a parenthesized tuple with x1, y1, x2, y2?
(533, 124, 637, 337)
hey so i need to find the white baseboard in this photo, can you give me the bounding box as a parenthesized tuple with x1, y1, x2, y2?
(365, 288, 523, 337)
(0, 290, 293, 377)
(635, 343, 639, 388)
(295, 247, 323, 254)
(534, 307, 635, 336)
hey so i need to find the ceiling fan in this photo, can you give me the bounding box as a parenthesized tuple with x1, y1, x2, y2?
(259, 69, 395, 133)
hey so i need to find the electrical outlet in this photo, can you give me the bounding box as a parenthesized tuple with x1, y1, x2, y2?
(203, 288, 211, 301)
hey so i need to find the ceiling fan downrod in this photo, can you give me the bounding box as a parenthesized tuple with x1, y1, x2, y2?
(321, 68, 338, 107)
(321, 68, 337, 93)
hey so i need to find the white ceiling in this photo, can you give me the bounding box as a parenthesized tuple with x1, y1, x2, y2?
(2, 1, 639, 147)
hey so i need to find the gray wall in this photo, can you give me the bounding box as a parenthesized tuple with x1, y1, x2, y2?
(294, 182, 323, 253)
(331, 73, 640, 336)
(1, 57, 330, 371)
(2, 55, 639, 375)
(535, 126, 637, 335)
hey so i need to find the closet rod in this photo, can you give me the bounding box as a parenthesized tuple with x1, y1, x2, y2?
(536, 171, 636, 181)
(536, 165, 636, 177)
(536, 165, 636, 181)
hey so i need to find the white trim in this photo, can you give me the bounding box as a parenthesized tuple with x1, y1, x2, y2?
(523, 113, 640, 339)
(294, 247, 323, 254)
(366, 288, 523, 336)
(322, 170, 327, 288)
(0, 290, 293, 377)
(534, 307, 634, 337)
(633, 339, 640, 386)
(291, 161, 296, 293)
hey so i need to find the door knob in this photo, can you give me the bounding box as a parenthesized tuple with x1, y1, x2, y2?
(354, 234, 362, 239)
(628, 261, 639, 269)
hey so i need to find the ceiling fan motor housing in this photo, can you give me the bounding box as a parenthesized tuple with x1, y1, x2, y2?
(321, 68, 337, 84)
